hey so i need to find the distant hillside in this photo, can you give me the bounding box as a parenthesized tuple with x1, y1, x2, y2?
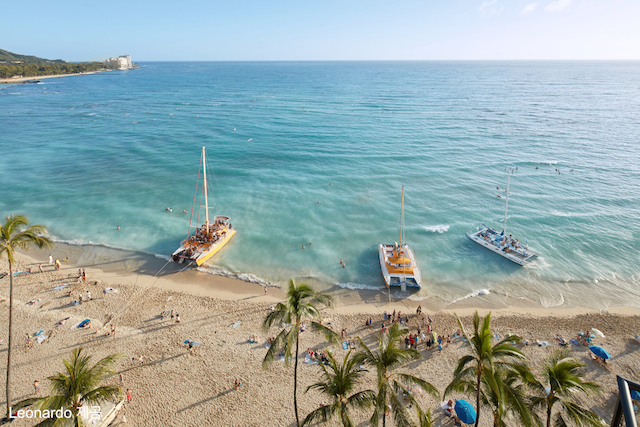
(0, 48, 120, 80)
(0, 49, 66, 64)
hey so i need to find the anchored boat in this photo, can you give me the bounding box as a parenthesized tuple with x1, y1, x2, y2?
(467, 170, 539, 265)
(171, 147, 236, 265)
(378, 187, 422, 290)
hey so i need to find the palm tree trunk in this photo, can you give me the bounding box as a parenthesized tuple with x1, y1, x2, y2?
(5, 261, 14, 419)
(294, 324, 300, 427)
(546, 399, 552, 427)
(475, 366, 482, 427)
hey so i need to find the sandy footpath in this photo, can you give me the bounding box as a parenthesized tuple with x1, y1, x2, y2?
(1, 251, 639, 426)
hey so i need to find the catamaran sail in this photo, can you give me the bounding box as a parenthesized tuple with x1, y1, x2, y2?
(171, 147, 236, 266)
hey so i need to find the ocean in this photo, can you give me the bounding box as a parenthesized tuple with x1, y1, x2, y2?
(2, 61, 639, 310)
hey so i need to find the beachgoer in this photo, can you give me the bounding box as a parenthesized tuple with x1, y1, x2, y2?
(264, 286, 267, 294)
(139, 355, 144, 365)
(171, 310, 175, 320)
(33, 380, 40, 394)
(234, 378, 241, 391)
(55, 260, 60, 270)
(176, 314, 181, 323)
(302, 244, 305, 249)
(49, 255, 53, 265)
(131, 357, 136, 366)
(111, 325, 116, 337)
(119, 373, 124, 385)
(117, 226, 120, 230)
(38, 264, 43, 273)
(126, 389, 132, 403)
(446, 335, 450, 346)
(86, 291, 92, 300)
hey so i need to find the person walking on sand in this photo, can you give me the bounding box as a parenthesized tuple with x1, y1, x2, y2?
(234, 378, 241, 391)
(33, 380, 40, 394)
(119, 372, 124, 386)
(138, 355, 144, 366)
(38, 264, 43, 274)
(131, 357, 136, 366)
(49, 254, 53, 265)
(111, 324, 116, 337)
(126, 389, 132, 403)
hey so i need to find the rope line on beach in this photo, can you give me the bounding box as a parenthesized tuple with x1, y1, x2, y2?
(104, 260, 193, 327)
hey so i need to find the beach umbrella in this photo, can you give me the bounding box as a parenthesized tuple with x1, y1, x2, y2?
(454, 399, 477, 425)
(589, 345, 611, 360)
(631, 390, 640, 401)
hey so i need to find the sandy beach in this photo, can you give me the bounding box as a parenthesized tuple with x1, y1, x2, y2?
(0, 71, 107, 85)
(1, 248, 639, 426)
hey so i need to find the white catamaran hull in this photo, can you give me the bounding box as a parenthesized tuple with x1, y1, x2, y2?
(467, 228, 539, 266)
(378, 243, 422, 290)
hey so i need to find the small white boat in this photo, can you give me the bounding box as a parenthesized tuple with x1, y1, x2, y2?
(379, 187, 422, 290)
(467, 170, 539, 266)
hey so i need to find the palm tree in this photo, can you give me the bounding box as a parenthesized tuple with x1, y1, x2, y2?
(1, 214, 52, 418)
(531, 349, 603, 427)
(302, 349, 376, 427)
(262, 278, 339, 427)
(19, 347, 121, 427)
(357, 322, 439, 427)
(482, 364, 536, 427)
(444, 311, 526, 427)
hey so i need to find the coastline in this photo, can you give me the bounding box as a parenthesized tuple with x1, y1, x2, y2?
(2, 247, 639, 425)
(0, 70, 107, 85)
(23, 241, 640, 318)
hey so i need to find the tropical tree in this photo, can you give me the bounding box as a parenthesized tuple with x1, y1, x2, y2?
(483, 364, 537, 427)
(1, 214, 52, 418)
(531, 349, 603, 427)
(444, 311, 526, 427)
(262, 278, 339, 427)
(357, 322, 439, 427)
(18, 347, 121, 427)
(302, 349, 376, 427)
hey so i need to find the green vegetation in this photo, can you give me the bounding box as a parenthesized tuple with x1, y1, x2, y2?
(0, 48, 117, 79)
(262, 278, 339, 427)
(0, 214, 53, 419)
(358, 323, 438, 427)
(18, 347, 121, 427)
(531, 349, 603, 427)
(302, 350, 375, 427)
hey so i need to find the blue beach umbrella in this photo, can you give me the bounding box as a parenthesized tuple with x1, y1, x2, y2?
(589, 345, 611, 360)
(631, 390, 640, 400)
(454, 399, 477, 425)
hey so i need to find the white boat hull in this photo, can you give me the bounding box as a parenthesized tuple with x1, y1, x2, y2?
(378, 243, 422, 289)
(467, 227, 539, 266)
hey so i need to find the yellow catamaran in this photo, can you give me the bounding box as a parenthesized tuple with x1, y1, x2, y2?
(378, 187, 422, 290)
(171, 147, 236, 265)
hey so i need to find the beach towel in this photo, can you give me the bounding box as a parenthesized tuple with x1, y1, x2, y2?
(536, 340, 550, 347)
(37, 335, 48, 344)
(342, 341, 348, 350)
(232, 321, 241, 329)
(571, 339, 580, 346)
(54, 284, 68, 290)
(104, 287, 118, 293)
(304, 355, 319, 365)
(13, 271, 24, 276)
(78, 319, 90, 328)
(34, 330, 44, 337)
(494, 333, 500, 341)
(279, 355, 285, 362)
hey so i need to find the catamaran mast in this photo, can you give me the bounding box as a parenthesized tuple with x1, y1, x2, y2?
(503, 170, 511, 235)
(202, 146, 209, 233)
(400, 187, 405, 249)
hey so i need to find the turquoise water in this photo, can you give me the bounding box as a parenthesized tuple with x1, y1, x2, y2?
(2, 61, 640, 309)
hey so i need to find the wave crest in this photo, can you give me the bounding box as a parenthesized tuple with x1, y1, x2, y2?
(423, 224, 449, 233)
